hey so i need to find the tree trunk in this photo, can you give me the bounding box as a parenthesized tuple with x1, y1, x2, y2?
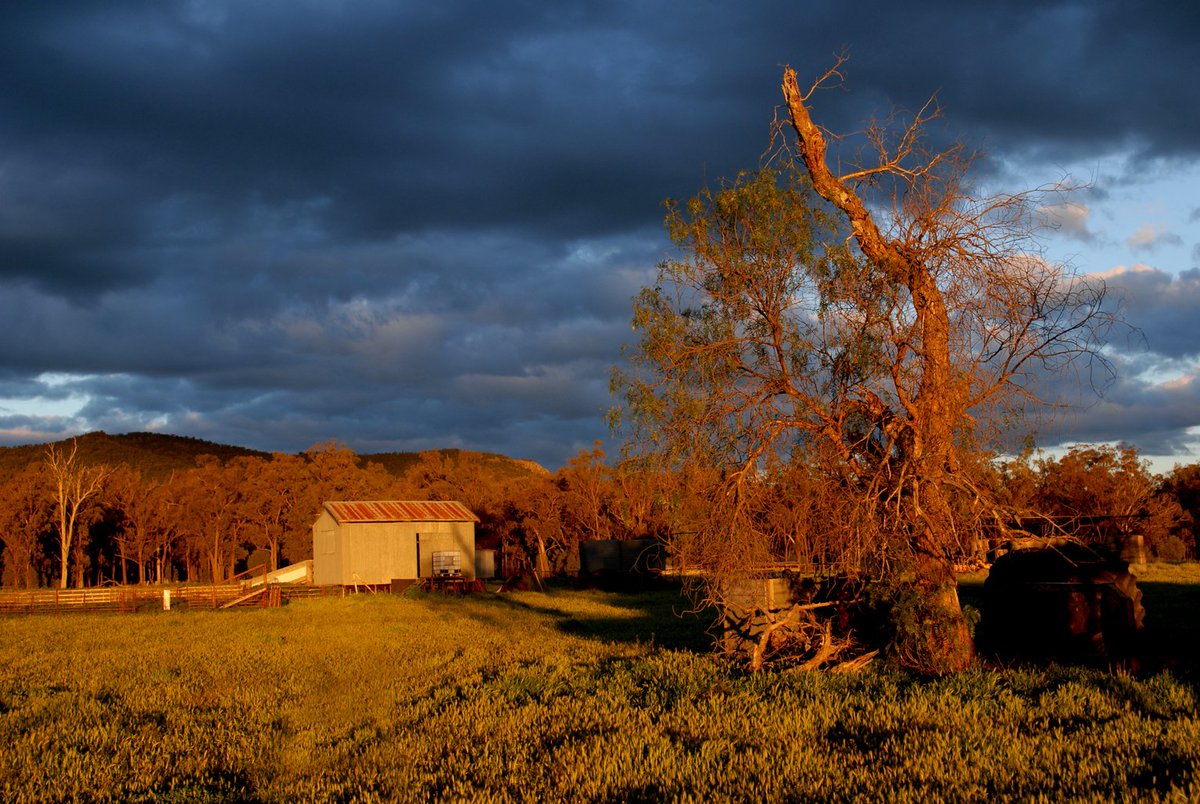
(58, 511, 71, 589)
(59, 548, 69, 589)
(904, 269, 974, 673)
(73, 535, 85, 588)
(783, 67, 974, 672)
(907, 488, 974, 674)
(13, 546, 32, 589)
(209, 524, 224, 583)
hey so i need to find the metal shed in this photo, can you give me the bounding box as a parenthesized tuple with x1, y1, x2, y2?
(312, 501, 479, 586)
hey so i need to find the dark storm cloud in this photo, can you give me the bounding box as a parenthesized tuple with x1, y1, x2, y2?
(1041, 368, 1200, 459)
(1, 0, 1198, 467)
(1026, 265, 1200, 462)
(1102, 267, 1200, 361)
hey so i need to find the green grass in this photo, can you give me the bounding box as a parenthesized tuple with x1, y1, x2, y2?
(1132, 561, 1200, 584)
(1, 586, 1199, 801)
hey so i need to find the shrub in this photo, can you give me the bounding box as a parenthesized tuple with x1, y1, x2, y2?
(1157, 535, 1190, 563)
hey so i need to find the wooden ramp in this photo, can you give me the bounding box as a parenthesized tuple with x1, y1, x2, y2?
(231, 560, 313, 589)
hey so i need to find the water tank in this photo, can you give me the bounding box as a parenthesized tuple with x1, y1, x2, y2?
(579, 540, 622, 575)
(475, 549, 496, 580)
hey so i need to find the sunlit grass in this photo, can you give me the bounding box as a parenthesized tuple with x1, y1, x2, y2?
(1, 587, 1197, 801)
(1132, 561, 1200, 584)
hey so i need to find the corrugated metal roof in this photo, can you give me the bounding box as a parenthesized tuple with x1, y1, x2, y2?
(324, 500, 480, 524)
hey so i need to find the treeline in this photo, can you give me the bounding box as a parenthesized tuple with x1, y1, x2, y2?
(683, 443, 1200, 575)
(0, 436, 1197, 590)
(994, 445, 1200, 560)
(0, 439, 670, 589)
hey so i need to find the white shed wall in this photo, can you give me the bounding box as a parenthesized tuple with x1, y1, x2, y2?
(312, 512, 476, 585)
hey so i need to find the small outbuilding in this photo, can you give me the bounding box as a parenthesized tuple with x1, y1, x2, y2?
(312, 501, 479, 586)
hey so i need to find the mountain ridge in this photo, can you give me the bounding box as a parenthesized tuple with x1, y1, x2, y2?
(0, 431, 548, 485)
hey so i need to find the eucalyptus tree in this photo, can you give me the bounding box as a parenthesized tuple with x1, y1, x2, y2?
(616, 61, 1112, 672)
(44, 439, 112, 589)
(0, 463, 54, 588)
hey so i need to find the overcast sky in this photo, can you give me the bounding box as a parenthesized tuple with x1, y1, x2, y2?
(1, 1, 1198, 471)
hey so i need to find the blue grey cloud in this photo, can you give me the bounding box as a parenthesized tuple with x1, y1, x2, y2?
(1, 0, 1199, 467)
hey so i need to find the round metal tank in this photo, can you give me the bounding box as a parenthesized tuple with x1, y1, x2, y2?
(579, 540, 622, 575)
(474, 548, 497, 580)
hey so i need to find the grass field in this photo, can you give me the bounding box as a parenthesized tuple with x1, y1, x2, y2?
(1, 575, 1198, 802)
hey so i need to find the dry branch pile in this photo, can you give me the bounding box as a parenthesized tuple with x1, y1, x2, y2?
(716, 574, 880, 672)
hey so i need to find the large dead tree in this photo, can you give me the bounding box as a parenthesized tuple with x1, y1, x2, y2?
(778, 62, 1113, 670)
(616, 62, 1111, 673)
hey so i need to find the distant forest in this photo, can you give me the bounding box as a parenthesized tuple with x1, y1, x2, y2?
(0, 433, 633, 588)
(0, 432, 1197, 589)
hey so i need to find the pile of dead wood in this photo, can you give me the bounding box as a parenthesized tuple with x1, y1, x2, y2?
(716, 573, 880, 672)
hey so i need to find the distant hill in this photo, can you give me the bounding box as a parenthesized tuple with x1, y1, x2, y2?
(362, 448, 550, 482)
(0, 432, 268, 484)
(0, 432, 547, 486)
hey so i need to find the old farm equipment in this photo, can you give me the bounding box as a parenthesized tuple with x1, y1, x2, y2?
(980, 539, 1144, 660)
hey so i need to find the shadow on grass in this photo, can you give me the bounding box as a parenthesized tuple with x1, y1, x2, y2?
(478, 581, 716, 652)
(1138, 580, 1200, 679)
(457, 572, 1199, 675)
(957, 574, 986, 614)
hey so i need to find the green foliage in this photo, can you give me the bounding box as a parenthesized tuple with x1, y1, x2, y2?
(1, 589, 1198, 800)
(1024, 444, 1184, 557)
(1158, 535, 1190, 563)
(614, 166, 842, 472)
(962, 604, 982, 638)
(856, 580, 977, 675)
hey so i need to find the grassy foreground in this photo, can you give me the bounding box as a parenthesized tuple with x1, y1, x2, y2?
(1, 585, 1199, 802)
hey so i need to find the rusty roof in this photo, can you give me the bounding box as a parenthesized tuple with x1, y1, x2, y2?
(324, 500, 479, 524)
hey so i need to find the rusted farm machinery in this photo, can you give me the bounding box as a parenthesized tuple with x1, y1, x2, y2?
(979, 539, 1145, 660)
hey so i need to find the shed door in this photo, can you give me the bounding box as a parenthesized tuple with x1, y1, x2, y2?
(318, 527, 335, 555)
